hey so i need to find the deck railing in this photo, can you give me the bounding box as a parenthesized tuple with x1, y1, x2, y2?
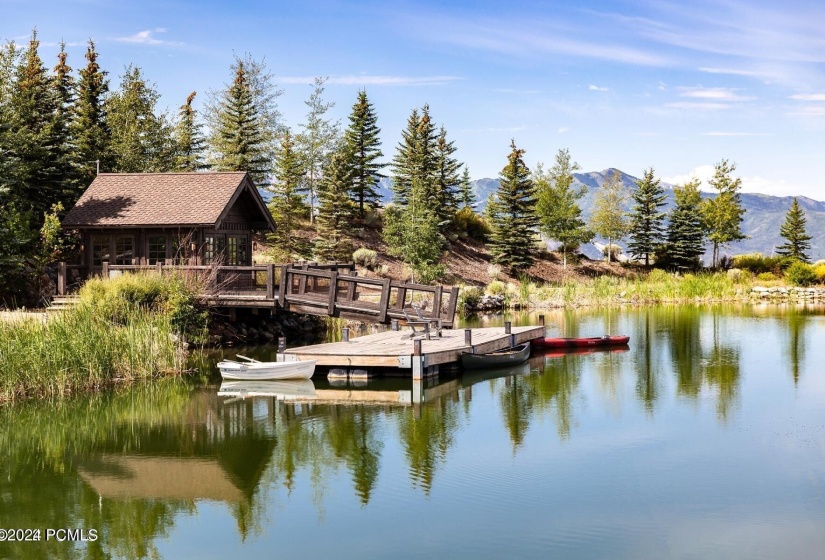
(55, 261, 458, 327)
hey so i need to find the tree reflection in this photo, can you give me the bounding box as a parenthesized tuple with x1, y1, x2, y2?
(634, 311, 662, 413)
(396, 398, 460, 495)
(785, 309, 807, 386)
(324, 406, 383, 505)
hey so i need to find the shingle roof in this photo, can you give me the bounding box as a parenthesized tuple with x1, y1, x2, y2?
(62, 172, 254, 227)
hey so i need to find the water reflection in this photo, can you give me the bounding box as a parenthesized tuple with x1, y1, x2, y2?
(1, 306, 824, 558)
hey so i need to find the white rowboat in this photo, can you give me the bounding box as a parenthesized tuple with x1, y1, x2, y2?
(217, 354, 316, 380)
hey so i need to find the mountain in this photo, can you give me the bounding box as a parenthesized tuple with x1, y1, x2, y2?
(466, 168, 825, 262)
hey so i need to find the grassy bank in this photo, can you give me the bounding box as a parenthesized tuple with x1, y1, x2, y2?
(461, 269, 751, 310)
(0, 272, 202, 404)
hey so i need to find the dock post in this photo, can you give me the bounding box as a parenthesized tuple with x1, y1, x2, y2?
(412, 338, 424, 380)
(391, 319, 399, 331)
(266, 264, 275, 300)
(505, 321, 511, 334)
(101, 261, 109, 278)
(538, 314, 545, 326)
(57, 262, 66, 295)
(464, 329, 472, 346)
(342, 327, 349, 342)
(278, 337, 286, 353)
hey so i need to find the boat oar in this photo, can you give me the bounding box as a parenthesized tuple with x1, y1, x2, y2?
(236, 354, 261, 363)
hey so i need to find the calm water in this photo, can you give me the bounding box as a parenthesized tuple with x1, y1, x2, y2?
(2, 305, 825, 559)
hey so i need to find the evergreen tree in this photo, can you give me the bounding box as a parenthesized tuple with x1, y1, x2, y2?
(700, 159, 746, 267)
(589, 169, 629, 263)
(390, 108, 420, 205)
(627, 168, 667, 266)
(71, 39, 110, 186)
(777, 197, 812, 262)
(173, 91, 207, 171)
(267, 130, 306, 259)
(7, 31, 66, 220)
(391, 105, 437, 207)
(432, 126, 462, 227)
(488, 140, 538, 272)
(297, 77, 340, 223)
(459, 166, 475, 209)
(314, 147, 355, 261)
(382, 177, 444, 284)
(206, 54, 281, 185)
(52, 41, 76, 199)
(535, 149, 592, 268)
(342, 90, 384, 218)
(665, 178, 705, 270)
(107, 65, 174, 173)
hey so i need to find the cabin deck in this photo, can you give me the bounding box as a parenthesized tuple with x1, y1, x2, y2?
(283, 325, 545, 379)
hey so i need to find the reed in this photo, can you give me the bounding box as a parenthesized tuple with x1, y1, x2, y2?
(0, 273, 196, 404)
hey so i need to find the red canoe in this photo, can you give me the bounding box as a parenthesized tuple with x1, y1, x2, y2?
(532, 335, 630, 349)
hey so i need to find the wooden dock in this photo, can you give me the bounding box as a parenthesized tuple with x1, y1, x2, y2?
(282, 325, 545, 379)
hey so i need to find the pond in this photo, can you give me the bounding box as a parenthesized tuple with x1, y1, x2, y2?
(2, 305, 825, 559)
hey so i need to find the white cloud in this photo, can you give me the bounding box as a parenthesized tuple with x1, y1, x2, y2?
(664, 101, 730, 110)
(277, 75, 461, 86)
(114, 28, 182, 47)
(661, 166, 802, 197)
(558, 126, 569, 133)
(589, 84, 609, 92)
(702, 131, 770, 137)
(660, 165, 715, 188)
(678, 86, 754, 101)
(789, 93, 825, 101)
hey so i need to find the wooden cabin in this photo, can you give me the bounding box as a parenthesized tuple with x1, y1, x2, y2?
(62, 172, 276, 274)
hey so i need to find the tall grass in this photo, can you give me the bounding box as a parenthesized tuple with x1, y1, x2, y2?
(0, 273, 196, 404)
(500, 270, 746, 309)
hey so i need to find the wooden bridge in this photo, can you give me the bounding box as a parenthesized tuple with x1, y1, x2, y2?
(56, 261, 460, 327)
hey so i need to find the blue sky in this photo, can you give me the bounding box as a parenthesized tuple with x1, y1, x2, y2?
(5, 0, 825, 198)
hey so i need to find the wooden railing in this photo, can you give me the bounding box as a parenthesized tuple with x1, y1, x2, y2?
(55, 261, 459, 327)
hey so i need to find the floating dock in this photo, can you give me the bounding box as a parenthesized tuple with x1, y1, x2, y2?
(282, 325, 545, 379)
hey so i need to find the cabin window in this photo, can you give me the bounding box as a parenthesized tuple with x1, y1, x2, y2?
(227, 235, 247, 265)
(203, 235, 226, 265)
(92, 236, 110, 266)
(148, 236, 167, 265)
(115, 236, 134, 265)
(172, 236, 190, 265)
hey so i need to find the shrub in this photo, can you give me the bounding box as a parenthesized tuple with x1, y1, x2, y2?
(352, 247, 378, 270)
(785, 261, 817, 287)
(647, 268, 671, 283)
(452, 207, 491, 241)
(733, 253, 788, 274)
(486, 280, 507, 296)
(756, 272, 778, 282)
(487, 264, 502, 281)
(602, 244, 623, 262)
(814, 262, 825, 283)
(458, 286, 483, 310)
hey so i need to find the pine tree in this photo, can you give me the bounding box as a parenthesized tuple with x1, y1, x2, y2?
(206, 54, 281, 185)
(52, 41, 76, 200)
(314, 147, 355, 261)
(432, 126, 462, 227)
(390, 108, 420, 205)
(391, 105, 437, 207)
(665, 178, 705, 270)
(459, 166, 475, 209)
(71, 39, 110, 186)
(488, 140, 538, 272)
(342, 90, 384, 218)
(297, 77, 340, 223)
(535, 150, 592, 268)
(173, 91, 207, 171)
(8, 30, 66, 219)
(267, 130, 306, 259)
(777, 197, 812, 262)
(107, 65, 174, 173)
(627, 168, 667, 266)
(589, 169, 629, 263)
(700, 159, 746, 267)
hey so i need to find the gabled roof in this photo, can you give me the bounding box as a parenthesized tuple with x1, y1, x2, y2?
(62, 172, 276, 230)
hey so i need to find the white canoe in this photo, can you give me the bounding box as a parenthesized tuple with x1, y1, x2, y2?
(218, 379, 317, 400)
(217, 359, 317, 380)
